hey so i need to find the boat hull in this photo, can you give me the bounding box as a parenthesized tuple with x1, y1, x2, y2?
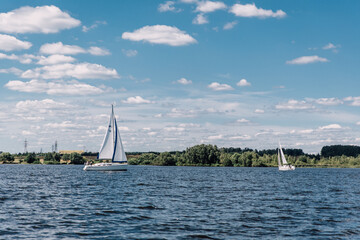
(278, 165, 295, 171)
(83, 163, 127, 171)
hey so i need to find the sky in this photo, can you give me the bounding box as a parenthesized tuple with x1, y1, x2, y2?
(0, 0, 359, 154)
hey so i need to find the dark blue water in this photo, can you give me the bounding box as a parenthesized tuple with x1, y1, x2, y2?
(1, 165, 360, 239)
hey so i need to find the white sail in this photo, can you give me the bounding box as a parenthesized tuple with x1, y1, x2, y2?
(98, 109, 115, 160)
(112, 118, 127, 163)
(279, 146, 288, 165)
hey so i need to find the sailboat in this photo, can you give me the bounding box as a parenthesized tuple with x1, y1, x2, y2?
(278, 143, 295, 171)
(83, 105, 127, 171)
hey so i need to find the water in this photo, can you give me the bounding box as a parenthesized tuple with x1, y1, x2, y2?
(1, 165, 360, 239)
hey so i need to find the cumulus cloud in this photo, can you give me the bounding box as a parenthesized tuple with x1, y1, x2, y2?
(344, 96, 360, 106)
(37, 54, 76, 65)
(196, 1, 227, 13)
(254, 109, 264, 113)
(16, 99, 68, 111)
(208, 82, 233, 91)
(40, 42, 86, 55)
(230, 3, 286, 18)
(122, 96, 152, 104)
(323, 43, 340, 50)
(82, 20, 107, 32)
(286, 55, 329, 65)
(275, 99, 314, 110)
(314, 97, 343, 106)
(236, 118, 250, 123)
(223, 21, 237, 30)
(193, 14, 209, 25)
(0, 53, 40, 64)
(158, 1, 180, 12)
(88, 46, 110, 56)
(122, 49, 138, 57)
(122, 25, 197, 46)
(177, 77, 192, 85)
(0, 5, 81, 34)
(40, 42, 110, 56)
(5, 79, 104, 95)
(318, 124, 342, 131)
(21, 63, 119, 80)
(0, 34, 32, 51)
(208, 134, 223, 140)
(0, 67, 23, 75)
(237, 78, 251, 87)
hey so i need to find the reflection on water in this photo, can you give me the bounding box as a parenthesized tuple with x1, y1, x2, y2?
(1, 165, 360, 239)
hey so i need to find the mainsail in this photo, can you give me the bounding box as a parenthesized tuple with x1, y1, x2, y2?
(279, 143, 288, 165)
(98, 105, 127, 163)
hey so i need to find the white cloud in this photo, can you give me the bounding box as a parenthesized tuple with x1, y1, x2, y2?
(196, 1, 227, 13)
(122, 25, 197, 46)
(5, 80, 104, 95)
(0, 5, 81, 34)
(286, 55, 329, 65)
(276, 99, 314, 110)
(223, 21, 237, 30)
(229, 135, 251, 140)
(177, 77, 192, 85)
(164, 127, 185, 132)
(122, 49, 138, 57)
(193, 14, 209, 25)
(21, 63, 119, 80)
(88, 46, 110, 56)
(44, 121, 84, 129)
(314, 97, 343, 106)
(40, 42, 110, 56)
(122, 96, 152, 104)
(16, 99, 68, 111)
(0, 34, 32, 51)
(82, 20, 107, 32)
(40, 42, 86, 55)
(158, 1, 180, 12)
(37, 54, 76, 65)
(344, 96, 360, 106)
(322, 43, 340, 50)
(0, 67, 23, 75)
(208, 82, 233, 91)
(318, 124, 342, 130)
(254, 109, 264, 114)
(237, 118, 250, 123)
(208, 134, 223, 140)
(0, 53, 40, 64)
(230, 3, 286, 18)
(237, 78, 251, 87)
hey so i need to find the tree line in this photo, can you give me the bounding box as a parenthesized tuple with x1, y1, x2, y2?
(2, 144, 360, 167)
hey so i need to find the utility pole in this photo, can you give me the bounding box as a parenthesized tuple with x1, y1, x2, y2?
(24, 139, 28, 153)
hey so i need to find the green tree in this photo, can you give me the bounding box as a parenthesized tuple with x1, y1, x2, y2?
(25, 152, 38, 164)
(155, 152, 176, 166)
(62, 153, 70, 161)
(70, 153, 85, 164)
(0, 152, 14, 163)
(220, 153, 233, 166)
(184, 144, 220, 165)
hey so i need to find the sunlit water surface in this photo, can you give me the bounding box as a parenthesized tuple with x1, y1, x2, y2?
(1, 165, 360, 239)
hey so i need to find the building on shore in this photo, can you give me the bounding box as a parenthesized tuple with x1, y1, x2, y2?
(59, 150, 84, 155)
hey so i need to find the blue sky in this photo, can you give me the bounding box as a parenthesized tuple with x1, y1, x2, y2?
(0, 0, 359, 153)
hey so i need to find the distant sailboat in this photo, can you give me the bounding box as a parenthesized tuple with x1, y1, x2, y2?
(83, 105, 127, 171)
(278, 143, 295, 171)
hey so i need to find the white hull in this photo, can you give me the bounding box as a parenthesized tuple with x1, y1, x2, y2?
(278, 165, 295, 171)
(83, 163, 127, 171)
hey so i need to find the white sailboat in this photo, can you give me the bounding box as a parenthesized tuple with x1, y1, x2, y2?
(278, 143, 295, 171)
(83, 105, 127, 171)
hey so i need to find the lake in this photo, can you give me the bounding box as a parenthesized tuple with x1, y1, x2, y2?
(1, 165, 360, 239)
